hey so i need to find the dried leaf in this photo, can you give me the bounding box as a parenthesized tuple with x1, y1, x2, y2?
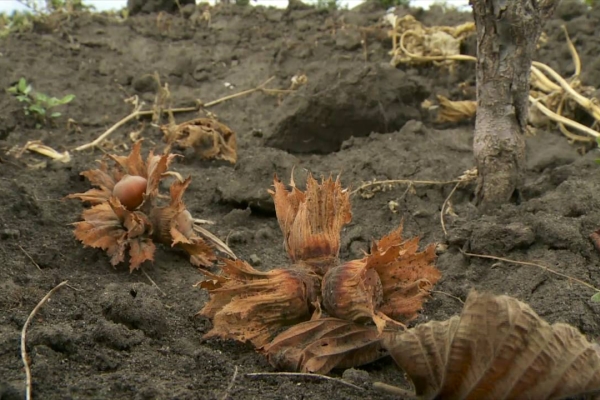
(262, 317, 390, 374)
(383, 290, 600, 400)
(322, 224, 440, 330)
(435, 95, 476, 123)
(269, 174, 352, 275)
(162, 118, 237, 164)
(198, 259, 321, 347)
(73, 197, 155, 272)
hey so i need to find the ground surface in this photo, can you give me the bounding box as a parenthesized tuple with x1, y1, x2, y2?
(2, 1, 600, 399)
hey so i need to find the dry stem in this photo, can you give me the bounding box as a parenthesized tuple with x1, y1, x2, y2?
(75, 77, 289, 152)
(394, 24, 600, 141)
(430, 289, 465, 304)
(140, 267, 166, 297)
(350, 178, 463, 196)
(220, 366, 239, 400)
(21, 280, 69, 400)
(440, 181, 460, 237)
(245, 372, 364, 391)
(373, 382, 417, 398)
(18, 244, 42, 271)
(459, 250, 600, 294)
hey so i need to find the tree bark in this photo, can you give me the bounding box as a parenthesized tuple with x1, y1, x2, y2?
(471, 0, 558, 212)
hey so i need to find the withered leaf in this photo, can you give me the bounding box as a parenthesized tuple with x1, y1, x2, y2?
(262, 317, 391, 375)
(269, 173, 352, 275)
(162, 118, 237, 164)
(199, 259, 321, 347)
(322, 224, 440, 331)
(383, 290, 600, 400)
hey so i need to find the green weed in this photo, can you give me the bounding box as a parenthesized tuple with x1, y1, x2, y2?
(7, 78, 75, 128)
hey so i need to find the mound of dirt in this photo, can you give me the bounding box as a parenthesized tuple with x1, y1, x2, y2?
(1, 2, 600, 399)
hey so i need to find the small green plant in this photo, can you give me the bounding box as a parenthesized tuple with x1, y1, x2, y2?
(7, 78, 75, 127)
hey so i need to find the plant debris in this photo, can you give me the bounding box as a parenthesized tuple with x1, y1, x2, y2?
(381, 290, 600, 399)
(162, 117, 237, 164)
(67, 140, 227, 271)
(196, 173, 440, 373)
(385, 14, 475, 69)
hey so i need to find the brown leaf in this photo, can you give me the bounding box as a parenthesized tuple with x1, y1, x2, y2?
(262, 317, 390, 374)
(162, 118, 237, 164)
(198, 259, 321, 347)
(269, 173, 352, 275)
(382, 290, 600, 400)
(321, 224, 440, 330)
(73, 197, 155, 271)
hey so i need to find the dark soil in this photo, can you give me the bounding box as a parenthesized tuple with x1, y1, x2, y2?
(2, 1, 600, 399)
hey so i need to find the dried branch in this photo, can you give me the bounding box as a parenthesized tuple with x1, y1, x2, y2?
(21, 280, 69, 400)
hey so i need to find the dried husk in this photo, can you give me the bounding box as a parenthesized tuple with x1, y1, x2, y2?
(383, 290, 600, 400)
(198, 259, 322, 347)
(69, 141, 219, 270)
(72, 197, 156, 272)
(149, 177, 215, 267)
(322, 224, 440, 332)
(269, 174, 352, 275)
(161, 118, 237, 164)
(263, 317, 391, 374)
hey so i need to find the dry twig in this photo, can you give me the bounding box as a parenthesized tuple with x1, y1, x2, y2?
(21, 280, 69, 400)
(220, 366, 239, 400)
(18, 244, 42, 271)
(140, 267, 166, 297)
(75, 77, 293, 152)
(350, 178, 463, 196)
(440, 181, 460, 237)
(460, 250, 600, 294)
(373, 381, 417, 398)
(245, 372, 365, 391)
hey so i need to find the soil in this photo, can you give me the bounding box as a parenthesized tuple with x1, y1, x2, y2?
(2, 1, 600, 399)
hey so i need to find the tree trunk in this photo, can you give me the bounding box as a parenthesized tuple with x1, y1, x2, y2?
(472, 0, 558, 212)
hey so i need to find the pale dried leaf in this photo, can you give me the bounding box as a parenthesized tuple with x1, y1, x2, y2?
(383, 290, 600, 400)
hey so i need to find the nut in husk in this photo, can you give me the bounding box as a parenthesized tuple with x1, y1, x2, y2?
(322, 224, 440, 332)
(68, 141, 222, 270)
(197, 259, 321, 347)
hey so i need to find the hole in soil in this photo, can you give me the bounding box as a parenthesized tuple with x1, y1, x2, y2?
(130, 289, 137, 298)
